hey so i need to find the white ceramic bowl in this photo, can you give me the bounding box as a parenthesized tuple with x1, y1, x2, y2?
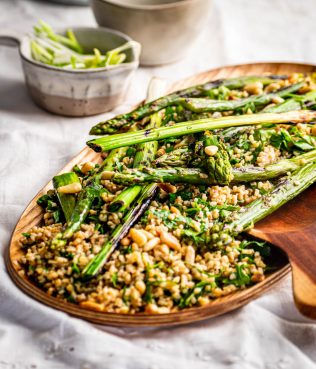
(0, 27, 140, 116)
(91, 0, 212, 66)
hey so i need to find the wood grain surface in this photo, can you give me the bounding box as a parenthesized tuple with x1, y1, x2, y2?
(6, 62, 316, 326)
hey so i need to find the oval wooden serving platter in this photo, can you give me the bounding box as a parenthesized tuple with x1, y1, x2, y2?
(6, 62, 316, 327)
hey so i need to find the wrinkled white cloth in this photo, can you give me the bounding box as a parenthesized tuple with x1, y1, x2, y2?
(1, 0, 316, 368)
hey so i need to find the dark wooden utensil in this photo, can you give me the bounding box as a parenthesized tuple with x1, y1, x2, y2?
(250, 184, 316, 319)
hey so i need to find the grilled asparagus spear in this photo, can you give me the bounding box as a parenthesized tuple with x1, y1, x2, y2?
(82, 78, 167, 277)
(99, 149, 316, 186)
(82, 184, 158, 279)
(52, 172, 80, 222)
(87, 111, 316, 152)
(89, 75, 287, 134)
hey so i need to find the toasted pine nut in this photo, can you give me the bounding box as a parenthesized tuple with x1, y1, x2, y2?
(264, 82, 280, 93)
(244, 82, 263, 95)
(121, 237, 131, 246)
(298, 85, 312, 94)
(159, 183, 177, 194)
(198, 296, 210, 306)
(135, 280, 146, 295)
(80, 300, 104, 312)
(130, 228, 147, 247)
(140, 230, 154, 240)
(204, 145, 218, 156)
(81, 161, 95, 174)
(251, 273, 265, 283)
(170, 206, 180, 215)
(101, 171, 115, 180)
(58, 182, 82, 194)
(144, 237, 160, 251)
(156, 148, 166, 157)
(145, 303, 169, 314)
(289, 73, 300, 84)
(160, 231, 181, 251)
(185, 246, 195, 264)
(271, 96, 284, 104)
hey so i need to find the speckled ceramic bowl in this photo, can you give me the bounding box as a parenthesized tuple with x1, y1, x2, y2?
(0, 27, 140, 116)
(91, 0, 212, 66)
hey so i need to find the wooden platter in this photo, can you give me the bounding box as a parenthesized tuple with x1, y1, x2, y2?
(6, 62, 316, 327)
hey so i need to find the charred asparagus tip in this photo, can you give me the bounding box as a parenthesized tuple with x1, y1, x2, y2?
(101, 171, 115, 180)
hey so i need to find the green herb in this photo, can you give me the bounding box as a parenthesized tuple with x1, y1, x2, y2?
(111, 272, 118, 287)
(67, 295, 76, 303)
(72, 262, 80, 274)
(239, 239, 271, 257)
(179, 281, 212, 308)
(223, 264, 251, 287)
(270, 128, 315, 152)
(126, 147, 137, 157)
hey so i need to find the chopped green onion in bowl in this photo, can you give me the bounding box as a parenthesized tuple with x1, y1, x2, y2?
(30, 20, 133, 69)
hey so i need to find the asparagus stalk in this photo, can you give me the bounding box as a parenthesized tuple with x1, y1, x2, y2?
(219, 126, 254, 141)
(203, 133, 233, 184)
(53, 172, 80, 223)
(89, 75, 286, 134)
(82, 184, 158, 279)
(232, 149, 316, 181)
(133, 112, 163, 168)
(64, 147, 129, 237)
(174, 82, 304, 113)
(100, 147, 129, 172)
(81, 79, 168, 276)
(264, 89, 316, 113)
(87, 110, 316, 152)
(52, 148, 127, 248)
(228, 162, 316, 232)
(62, 182, 102, 240)
(100, 149, 316, 186)
(108, 78, 167, 214)
(108, 184, 142, 213)
(153, 147, 192, 167)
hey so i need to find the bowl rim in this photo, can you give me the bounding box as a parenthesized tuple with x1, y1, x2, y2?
(19, 26, 140, 74)
(93, 0, 203, 11)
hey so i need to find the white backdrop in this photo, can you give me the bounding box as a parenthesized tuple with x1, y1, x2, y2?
(1, 0, 316, 368)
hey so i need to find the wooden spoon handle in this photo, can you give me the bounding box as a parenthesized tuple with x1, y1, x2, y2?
(291, 262, 316, 319)
(285, 227, 316, 319)
(250, 227, 316, 319)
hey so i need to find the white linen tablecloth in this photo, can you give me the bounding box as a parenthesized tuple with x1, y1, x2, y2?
(1, 0, 316, 368)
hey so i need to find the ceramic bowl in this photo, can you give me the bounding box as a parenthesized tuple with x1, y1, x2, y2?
(0, 27, 140, 116)
(90, 0, 211, 66)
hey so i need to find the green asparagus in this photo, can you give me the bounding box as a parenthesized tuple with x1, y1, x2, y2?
(99, 149, 316, 186)
(264, 89, 316, 113)
(52, 172, 80, 222)
(87, 110, 316, 152)
(203, 133, 233, 184)
(173, 82, 303, 113)
(82, 184, 158, 279)
(228, 162, 316, 232)
(89, 75, 287, 134)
